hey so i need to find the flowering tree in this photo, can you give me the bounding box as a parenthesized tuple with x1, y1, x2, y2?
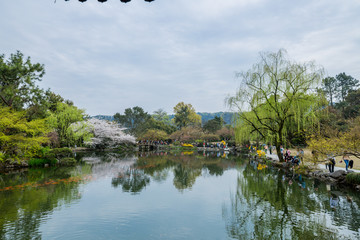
(85, 118, 136, 149)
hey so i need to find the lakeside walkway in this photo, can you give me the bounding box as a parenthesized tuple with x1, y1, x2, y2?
(265, 153, 360, 173)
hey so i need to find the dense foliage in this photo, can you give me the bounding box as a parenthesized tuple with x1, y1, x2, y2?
(227, 49, 324, 161)
(0, 51, 137, 164)
(0, 107, 49, 162)
(173, 102, 201, 129)
(48, 102, 87, 147)
(0, 51, 45, 111)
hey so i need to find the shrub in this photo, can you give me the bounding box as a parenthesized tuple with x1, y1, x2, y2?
(182, 143, 194, 148)
(346, 173, 360, 185)
(257, 150, 266, 158)
(28, 158, 57, 167)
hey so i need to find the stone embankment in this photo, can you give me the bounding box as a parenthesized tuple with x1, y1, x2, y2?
(261, 153, 360, 191)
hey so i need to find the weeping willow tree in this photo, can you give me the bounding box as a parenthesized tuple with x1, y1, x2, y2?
(227, 49, 324, 162)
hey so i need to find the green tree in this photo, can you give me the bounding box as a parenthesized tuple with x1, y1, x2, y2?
(227, 49, 323, 162)
(0, 107, 50, 162)
(142, 117, 176, 135)
(343, 89, 360, 119)
(25, 90, 66, 121)
(322, 76, 337, 107)
(173, 102, 201, 129)
(0, 51, 46, 110)
(48, 102, 86, 147)
(203, 116, 224, 133)
(153, 108, 171, 125)
(141, 129, 168, 140)
(335, 72, 359, 103)
(113, 106, 151, 136)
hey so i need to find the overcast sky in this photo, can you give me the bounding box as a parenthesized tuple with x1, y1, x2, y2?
(1, 0, 359, 116)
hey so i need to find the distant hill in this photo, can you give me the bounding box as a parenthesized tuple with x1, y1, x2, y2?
(169, 112, 235, 125)
(91, 115, 114, 121)
(92, 112, 236, 125)
(197, 112, 235, 125)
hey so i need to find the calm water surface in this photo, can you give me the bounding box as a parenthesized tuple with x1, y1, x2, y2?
(1, 152, 360, 239)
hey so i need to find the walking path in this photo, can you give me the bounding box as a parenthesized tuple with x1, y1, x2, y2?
(265, 153, 360, 173)
(317, 164, 360, 173)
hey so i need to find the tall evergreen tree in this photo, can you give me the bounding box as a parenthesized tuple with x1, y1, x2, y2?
(0, 51, 45, 110)
(322, 76, 337, 107)
(113, 106, 151, 136)
(335, 72, 359, 102)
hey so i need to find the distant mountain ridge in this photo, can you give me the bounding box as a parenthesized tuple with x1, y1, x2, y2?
(92, 112, 235, 125)
(91, 115, 114, 121)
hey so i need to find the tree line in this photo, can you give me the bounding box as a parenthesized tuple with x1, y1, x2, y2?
(3, 49, 358, 164)
(113, 102, 235, 144)
(0, 51, 96, 163)
(0, 51, 235, 164)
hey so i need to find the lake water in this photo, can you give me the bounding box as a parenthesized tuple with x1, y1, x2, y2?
(1, 151, 360, 240)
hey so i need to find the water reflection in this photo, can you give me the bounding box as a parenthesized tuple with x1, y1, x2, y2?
(222, 162, 360, 239)
(0, 166, 90, 240)
(1, 152, 359, 239)
(134, 151, 240, 191)
(111, 168, 150, 194)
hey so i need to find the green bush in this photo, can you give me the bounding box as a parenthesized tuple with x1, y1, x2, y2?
(346, 173, 360, 185)
(29, 158, 57, 167)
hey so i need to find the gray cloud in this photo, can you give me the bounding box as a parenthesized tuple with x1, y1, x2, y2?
(1, 0, 359, 115)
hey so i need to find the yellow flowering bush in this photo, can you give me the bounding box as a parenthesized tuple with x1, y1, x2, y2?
(257, 163, 268, 170)
(182, 143, 194, 148)
(257, 150, 266, 158)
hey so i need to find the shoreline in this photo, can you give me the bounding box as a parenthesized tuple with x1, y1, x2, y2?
(258, 153, 360, 191)
(2, 149, 360, 191)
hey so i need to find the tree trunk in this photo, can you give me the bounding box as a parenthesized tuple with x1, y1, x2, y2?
(275, 143, 284, 162)
(275, 134, 284, 162)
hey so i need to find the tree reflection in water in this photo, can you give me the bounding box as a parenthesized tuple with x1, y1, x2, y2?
(173, 164, 201, 191)
(2, 152, 360, 239)
(135, 151, 235, 191)
(0, 166, 90, 240)
(111, 168, 150, 194)
(222, 163, 360, 239)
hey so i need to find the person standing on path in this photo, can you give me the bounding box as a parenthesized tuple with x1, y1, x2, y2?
(329, 156, 336, 173)
(349, 159, 354, 169)
(343, 153, 350, 171)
